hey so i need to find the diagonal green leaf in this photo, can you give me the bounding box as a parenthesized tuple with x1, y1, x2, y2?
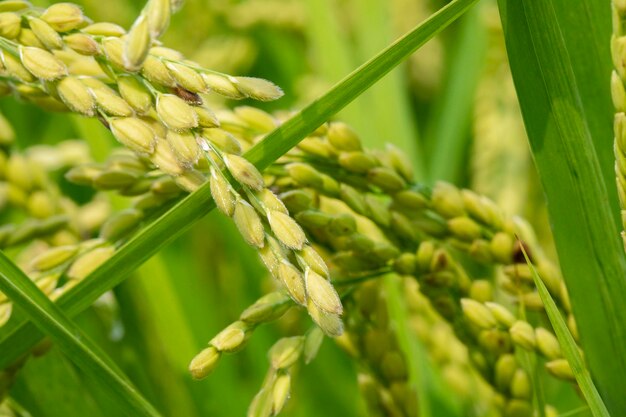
(11, 347, 107, 417)
(0, 0, 479, 369)
(498, 0, 626, 413)
(520, 246, 610, 417)
(0, 252, 161, 417)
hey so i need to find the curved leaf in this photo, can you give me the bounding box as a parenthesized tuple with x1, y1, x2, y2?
(0, 252, 161, 417)
(498, 0, 626, 412)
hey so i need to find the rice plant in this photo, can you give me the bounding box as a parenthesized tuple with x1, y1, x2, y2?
(0, 0, 622, 416)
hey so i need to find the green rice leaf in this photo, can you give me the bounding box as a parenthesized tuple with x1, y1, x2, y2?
(0, 252, 161, 417)
(0, 0, 479, 369)
(498, 0, 626, 412)
(520, 246, 610, 417)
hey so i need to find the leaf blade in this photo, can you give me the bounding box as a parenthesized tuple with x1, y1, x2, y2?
(498, 0, 626, 412)
(0, 252, 161, 417)
(520, 246, 610, 417)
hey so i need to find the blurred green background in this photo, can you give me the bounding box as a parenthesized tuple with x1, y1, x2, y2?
(0, 0, 566, 416)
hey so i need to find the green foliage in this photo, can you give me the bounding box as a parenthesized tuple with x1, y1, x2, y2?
(498, 0, 626, 413)
(522, 246, 609, 417)
(0, 252, 160, 416)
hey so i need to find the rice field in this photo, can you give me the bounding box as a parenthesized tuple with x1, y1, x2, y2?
(0, 0, 622, 416)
